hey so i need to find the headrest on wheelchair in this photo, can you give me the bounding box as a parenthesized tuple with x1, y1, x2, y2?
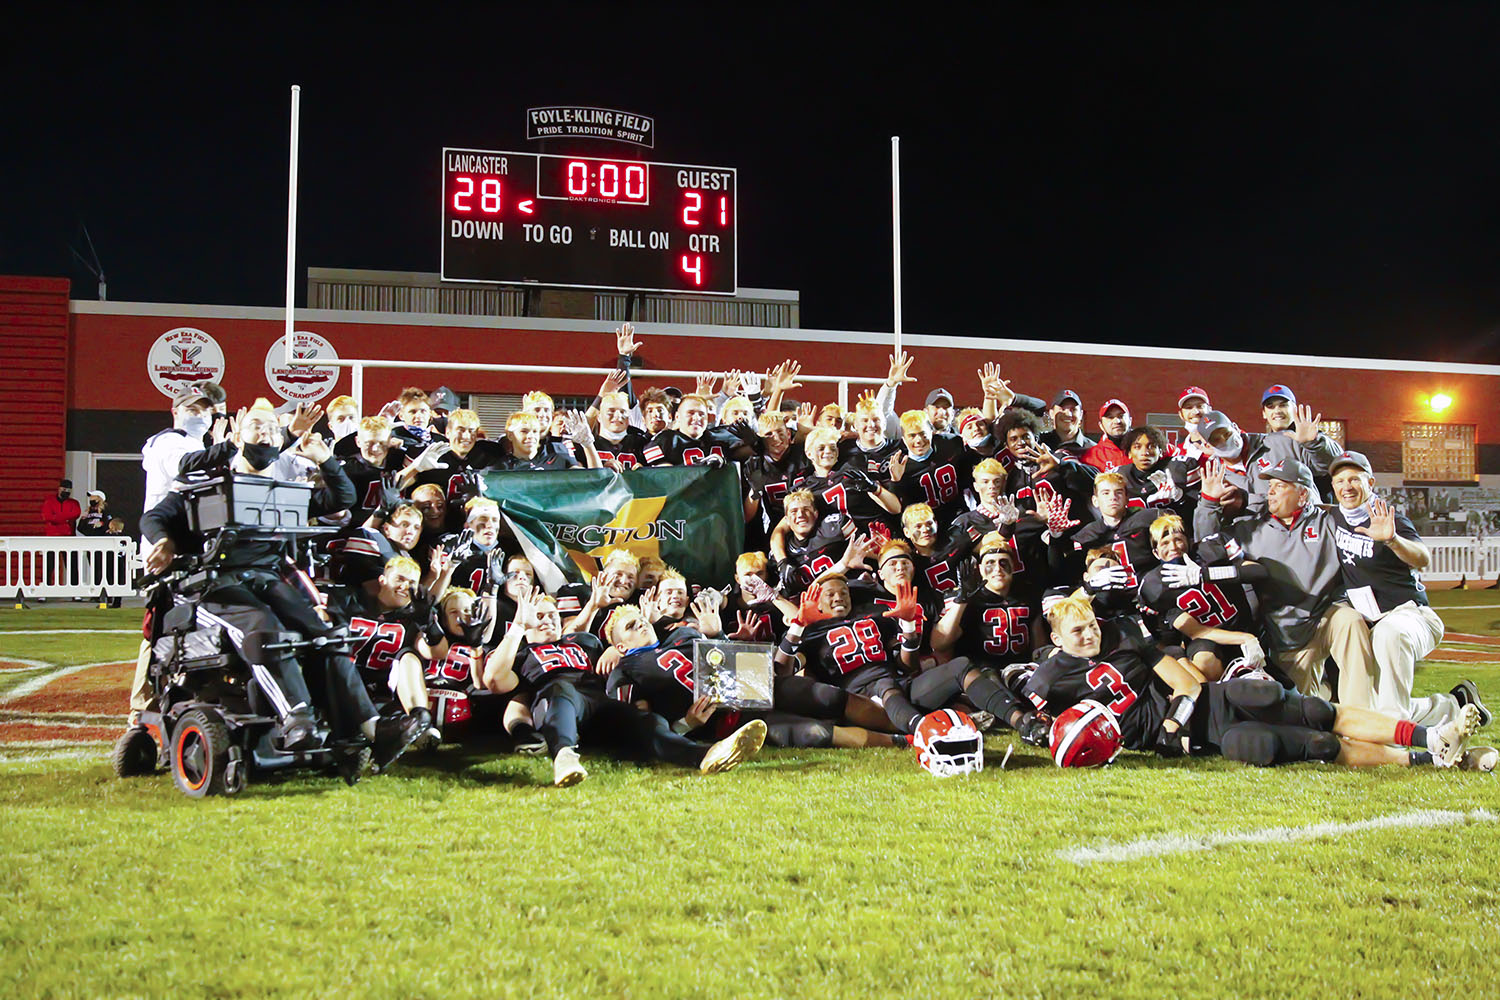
(162, 603, 198, 635)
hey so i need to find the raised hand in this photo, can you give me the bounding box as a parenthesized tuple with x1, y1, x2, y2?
(886, 351, 916, 386)
(410, 441, 449, 473)
(721, 370, 744, 397)
(597, 368, 627, 398)
(692, 590, 723, 636)
(296, 430, 332, 465)
(288, 402, 325, 437)
(769, 360, 803, 395)
(994, 495, 1020, 527)
(1292, 403, 1323, 444)
(1160, 561, 1203, 588)
(881, 582, 924, 622)
(739, 369, 764, 396)
(638, 584, 660, 623)
(794, 584, 831, 627)
(616, 322, 641, 356)
(1354, 496, 1398, 542)
(796, 401, 816, 428)
(695, 371, 722, 397)
(843, 530, 879, 569)
(564, 410, 595, 446)
(729, 610, 760, 640)
(1043, 496, 1081, 536)
(229, 406, 248, 448)
(1201, 457, 1227, 498)
(887, 450, 907, 482)
(741, 573, 776, 604)
(429, 545, 452, 576)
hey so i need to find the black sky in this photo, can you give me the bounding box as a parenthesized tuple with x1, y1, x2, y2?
(8, 3, 1500, 362)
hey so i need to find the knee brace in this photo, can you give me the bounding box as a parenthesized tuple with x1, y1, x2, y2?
(1291, 692, 1337, 731)
(1221, 723, 1279, 767)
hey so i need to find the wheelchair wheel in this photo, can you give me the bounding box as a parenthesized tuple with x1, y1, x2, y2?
(171, 709, 232, 798)
(112, 726, 158, 778)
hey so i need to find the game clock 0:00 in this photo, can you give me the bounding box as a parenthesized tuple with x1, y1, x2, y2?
(440, 147, 737, 295)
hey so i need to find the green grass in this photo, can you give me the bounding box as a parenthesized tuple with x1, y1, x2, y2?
(1, 597, 1497, 999)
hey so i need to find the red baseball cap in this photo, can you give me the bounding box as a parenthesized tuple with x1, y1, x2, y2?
(1098, 398, 1129, 420)
(1177, 386, 1210, 407)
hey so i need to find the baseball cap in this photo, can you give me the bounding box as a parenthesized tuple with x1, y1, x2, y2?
(1177, 386, 1210, 407)
(1328, 451, 1373, 477)
(173, 388, 212, 409)
(1052, 389, 1082, 408)
(429, 386, 460, 412)
(1197, 409, 1235, 440)
(1258, 457, 1317, 491)
(58, 478, 73, 489)
(1098, 398, 1129, 420)
(925, 388, 954, 407)
(87, 489, 106, 501)
(662, 387, 684, 401)
(1261, 384, 1296, 406)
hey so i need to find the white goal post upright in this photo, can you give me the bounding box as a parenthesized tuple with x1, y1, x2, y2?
(891, 135, 902, 360)
(284, 85, 301, 366)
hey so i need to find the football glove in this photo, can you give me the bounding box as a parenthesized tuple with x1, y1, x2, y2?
(1160, 561, 1202, 588)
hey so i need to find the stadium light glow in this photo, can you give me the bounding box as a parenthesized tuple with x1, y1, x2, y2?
(1429, 392, 1453, 413)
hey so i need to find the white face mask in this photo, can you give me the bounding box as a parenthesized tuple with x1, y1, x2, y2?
(1212, 431, 1242, 460)
(330, 416, 358, 439)
(179, 414, 210, 438)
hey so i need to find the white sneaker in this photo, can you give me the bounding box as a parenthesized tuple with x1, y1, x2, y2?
(1458, 746, 1498, 773)
(553, 746, 588, 787)
(700, 719, 767, 774)
(1429, 704, 1482, 767)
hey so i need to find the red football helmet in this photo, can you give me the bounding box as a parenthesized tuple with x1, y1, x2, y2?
(914, 709, 984, 776)
(427, 688, 472, 742)
(1050, 700, 1122, 767)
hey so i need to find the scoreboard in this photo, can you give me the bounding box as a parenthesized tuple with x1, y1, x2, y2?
(440, 148, 737, 295)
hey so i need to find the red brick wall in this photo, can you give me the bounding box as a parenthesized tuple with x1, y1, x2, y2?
(1, 276, 71, 534)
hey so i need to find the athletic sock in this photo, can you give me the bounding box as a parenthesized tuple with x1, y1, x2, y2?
(880, 691, 924, 735)
(1394, 720, 1427, 748)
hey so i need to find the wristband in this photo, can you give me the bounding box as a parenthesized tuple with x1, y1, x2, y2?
(898, 618, 918, 635)
(671, 717, 694, 735)
(778, 635, 802, 657)
(899, 632, 922, 652)
(1199, 492, 1221, 503)
(1166, 693, 1196, 729)
(1205, 565, 1240, 583)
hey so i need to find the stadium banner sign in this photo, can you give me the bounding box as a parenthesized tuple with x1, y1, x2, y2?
(525, 106, 654, 146)
(478, 465, 740, 590)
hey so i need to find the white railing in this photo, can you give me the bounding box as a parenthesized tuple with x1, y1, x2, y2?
(0, 537, 141, 601)
(1424, 537, 1500, 584)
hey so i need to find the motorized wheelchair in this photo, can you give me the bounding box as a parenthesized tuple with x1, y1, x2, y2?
(112, 474, 370, 798)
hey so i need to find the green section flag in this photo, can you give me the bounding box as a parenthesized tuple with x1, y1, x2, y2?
(478, 466, 744, 591)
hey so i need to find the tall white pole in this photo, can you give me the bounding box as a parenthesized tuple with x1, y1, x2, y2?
(891, 135, 902, 358)
(284, 85, 301, 365)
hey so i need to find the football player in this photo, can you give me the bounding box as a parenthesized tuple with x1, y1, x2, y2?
(603, 598, 903, 750)
(391, 387, 444, 451)
(900, 502, 977, 596)
(593, 389, 652, 470)
(771, 489, 877, 597)
(563, 549, 641, 640)
(647, 393, 757, 466)
(930, 533, 1039, 671)
(409, 409, 506, 509)
(742, 409, 811, 539)
(789, 425, 902, 542)
(482, 591, 765, 786)
(722, 551, 794, 643)
(504, 411, 600, 470)
(1113, 425, 1189, 514)
(1060, 472, 1160, 594)
(773, 574, 928, 734)
(1028, 595, 1479, 767)
(339, 416, 407, 525)
(888, 410, 975, 529)
(1137, 514, 1264, 682)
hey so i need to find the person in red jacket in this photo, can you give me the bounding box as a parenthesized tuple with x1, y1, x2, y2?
(41, 479, 81, 536)
(1081, 399, 1131, 472)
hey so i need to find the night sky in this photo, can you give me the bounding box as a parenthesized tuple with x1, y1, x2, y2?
(9, 3, 1500, 362)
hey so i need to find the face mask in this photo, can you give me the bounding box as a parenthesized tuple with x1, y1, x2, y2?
(1212, 432, 1242, 460)
(966, 433, 993, 450)
(330, 417, 358, 439)
(1183, 417, 1200, 435)
(1341, 502, 1371, 525)
(907, 446, 932, 462)
(241, 442, 282, 470)
(180, 414, 210, 438)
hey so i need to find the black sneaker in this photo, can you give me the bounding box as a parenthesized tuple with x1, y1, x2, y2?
(511, 724, 549, 756)
(372, 713, 425, 773)
(1451, 681, 1492, 729)
(276, 709, 322, 752)
(1018, 711, 1053, 748)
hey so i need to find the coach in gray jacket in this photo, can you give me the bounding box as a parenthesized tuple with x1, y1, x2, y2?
(1186, 457, 1376, 701)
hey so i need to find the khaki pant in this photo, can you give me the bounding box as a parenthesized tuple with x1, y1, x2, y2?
(1370, 602, 1458, 727)
(1279, 603, 1375, 703)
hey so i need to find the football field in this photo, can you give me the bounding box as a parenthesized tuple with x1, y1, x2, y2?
(2, 594, 1497, 999)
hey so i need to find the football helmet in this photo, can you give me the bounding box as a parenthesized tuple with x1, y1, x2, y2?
(427, 688, 472, 741)
(1050, 700, 1122, 767)
(913, 709, 984, 777)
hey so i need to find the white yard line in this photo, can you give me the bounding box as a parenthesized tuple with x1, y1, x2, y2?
(1059, 809, 1498, 865)
(0, 629, 139, 635)
(0, 657, 57, 671)
(0, 748, 107, 764)
(0, 662, 127, 703)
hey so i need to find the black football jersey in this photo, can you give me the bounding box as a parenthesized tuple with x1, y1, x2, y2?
(323, 586, 431, 678)
(326, 527, 401, 587)
(412, 440, 507, 508)
(1137, 556, 1256, 642)
(644, 424, 756, 466)
(594, 426, 653, 470)
(514, 632, 606, 688)
(501, 450, 579, 472)
(847, 581, 941, 648)
(793, 470, 897, 543)
(777, 511, 851, 595)
(743, 440, 811, 528)
(723, 589, 784, 643)
(950, 587, 1035, 667)
(890, 436, 975, 528)
(426, 643, 483, 690)
(339, 451, 407, 524)
(1116, 459, 1193, 518)
(442, 532, 506, 596)
(1022, 617, 1170, 751)
(1330, 506, 1429, 617)
(798, 612, 904, 685)
(1067, 507, 1160, 592)
(604, 626, 705, 722)
(910, 523, 976, 595)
